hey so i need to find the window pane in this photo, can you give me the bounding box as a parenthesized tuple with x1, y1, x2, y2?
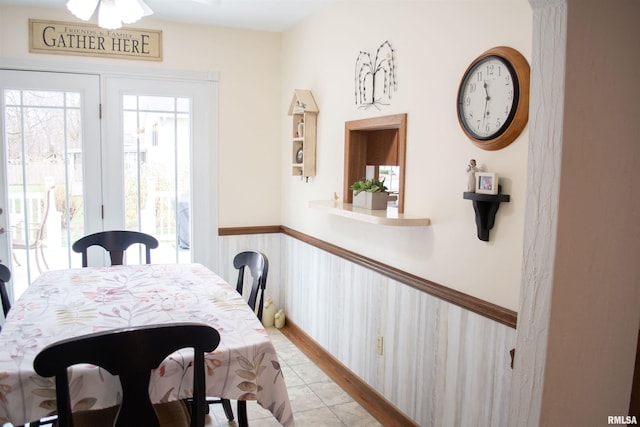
(137, 96, 175, 112)
(176, 98, 190, 113)
(4, 88, 86, 297)
(122, 94, 191, 264)
(22, 90, 64, 107)
(66, 92, 81, 108)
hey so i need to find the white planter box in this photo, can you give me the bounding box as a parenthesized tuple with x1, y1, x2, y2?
(352, 191, 389, 210)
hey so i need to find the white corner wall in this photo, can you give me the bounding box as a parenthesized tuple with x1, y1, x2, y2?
(512, 0, 640, 425)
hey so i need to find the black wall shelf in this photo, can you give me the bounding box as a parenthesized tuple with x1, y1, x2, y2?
(463, 192, 510, 241)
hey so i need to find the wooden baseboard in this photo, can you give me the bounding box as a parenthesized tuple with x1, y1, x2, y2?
(281, 320, 419, 427)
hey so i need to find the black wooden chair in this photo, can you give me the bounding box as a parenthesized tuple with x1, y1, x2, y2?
(71, 230, 159, 267)
(0, 263, 12, 318)
(233, 251, 269, 321)
(209, 251, 269, 426)
(33, 323, 220, 427)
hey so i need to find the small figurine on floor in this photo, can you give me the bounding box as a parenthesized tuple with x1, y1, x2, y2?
(274, 309, 286, 329)
(262, 297, 277, 327)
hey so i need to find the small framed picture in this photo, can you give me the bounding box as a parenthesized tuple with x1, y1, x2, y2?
(475, 172, 498, 195)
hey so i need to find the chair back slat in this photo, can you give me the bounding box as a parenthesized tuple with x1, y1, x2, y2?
(72, 230, 159, 267)
(33, 323, 219, 427)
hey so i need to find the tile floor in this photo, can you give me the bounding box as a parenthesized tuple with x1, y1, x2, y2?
(205, 327, 382, 427)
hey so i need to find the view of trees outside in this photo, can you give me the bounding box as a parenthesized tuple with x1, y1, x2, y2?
(4, 88, 86, 277)
(122, 94, 191, 256)
(3, 88, 191, 295)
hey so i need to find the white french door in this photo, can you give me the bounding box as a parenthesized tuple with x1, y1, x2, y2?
(0, 70, 102, 300)
(0, 69, 216, 304)
(100, 75, 215, 269)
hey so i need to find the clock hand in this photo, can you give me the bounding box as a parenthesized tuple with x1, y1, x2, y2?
(482, 81, 491, 127)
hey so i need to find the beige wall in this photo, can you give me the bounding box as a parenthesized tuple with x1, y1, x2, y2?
(281, 0, 531, 310)
(0, 2, 530, 310)
(0, 4, 284, 229)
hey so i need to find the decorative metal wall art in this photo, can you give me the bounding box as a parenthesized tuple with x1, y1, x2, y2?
(354, 40, 398, 110)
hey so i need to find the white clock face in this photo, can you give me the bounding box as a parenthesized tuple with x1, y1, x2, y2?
(458, 56, 518, 140)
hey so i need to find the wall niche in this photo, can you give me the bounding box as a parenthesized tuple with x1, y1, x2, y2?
(343, 113, 407, 213)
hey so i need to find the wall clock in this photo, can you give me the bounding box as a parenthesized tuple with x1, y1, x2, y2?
(457, 46, 530, 151)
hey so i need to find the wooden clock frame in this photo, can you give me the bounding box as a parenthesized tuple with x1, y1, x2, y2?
(457, 46, 530, 151)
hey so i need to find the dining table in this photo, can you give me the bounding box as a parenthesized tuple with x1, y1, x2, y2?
(0, 263, 294, 426)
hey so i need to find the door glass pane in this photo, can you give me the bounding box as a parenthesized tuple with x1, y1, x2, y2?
(3, 88, 86, 297)
(122, 95, 191, 264)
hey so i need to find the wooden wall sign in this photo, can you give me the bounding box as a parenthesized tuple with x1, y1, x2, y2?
(29, 19, 162, 61)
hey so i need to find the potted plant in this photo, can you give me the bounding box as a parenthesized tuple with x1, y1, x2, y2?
(350, 177, 389, 210)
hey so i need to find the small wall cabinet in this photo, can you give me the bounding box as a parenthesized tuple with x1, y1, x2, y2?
(288, 89, 318, 179)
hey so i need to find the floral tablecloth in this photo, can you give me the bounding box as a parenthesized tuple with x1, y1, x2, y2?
(0, 263, 293, 426)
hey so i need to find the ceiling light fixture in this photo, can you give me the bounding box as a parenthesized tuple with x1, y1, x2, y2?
(66, 0, 153, 30)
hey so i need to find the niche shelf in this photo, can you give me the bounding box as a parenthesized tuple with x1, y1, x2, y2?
(310, 200, 430, 227)
(463, 191, 510, 241)
(344, 113, 407, 212)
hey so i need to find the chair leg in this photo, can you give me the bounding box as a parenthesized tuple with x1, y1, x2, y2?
(221, 398, 234, 421)
(35, 243, 49, 274)
(35, 247, 43, 274)
(12, 250, 21, 266)
(38, 243, 49, 271)
(237, 400, 248, 427)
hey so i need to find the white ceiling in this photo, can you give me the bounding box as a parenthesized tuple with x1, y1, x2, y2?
(0, 0, 331, 32)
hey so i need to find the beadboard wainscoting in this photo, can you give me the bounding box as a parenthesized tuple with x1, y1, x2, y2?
(218, 228, 516, 426)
